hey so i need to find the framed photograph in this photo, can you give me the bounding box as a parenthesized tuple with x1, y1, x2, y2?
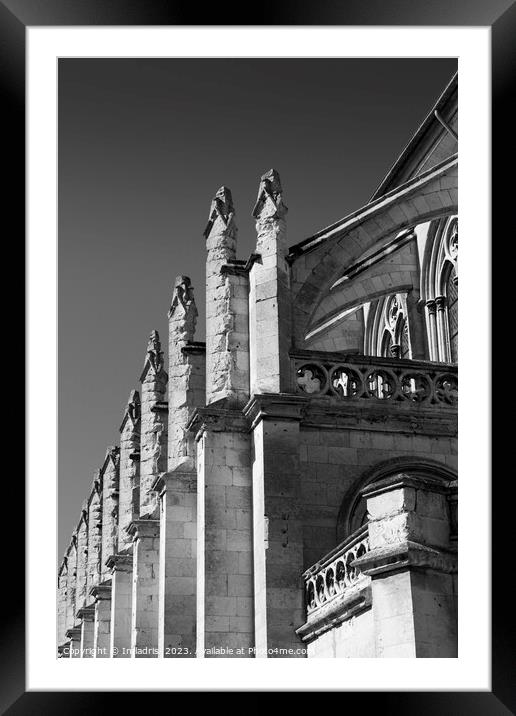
(6, 0, 509, 708)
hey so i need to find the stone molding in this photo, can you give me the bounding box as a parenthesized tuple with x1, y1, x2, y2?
(89, 582, 112, 602)
(66, 627, 82, 640)
(243, 393, 308, 430)
(301, 398, 457, 436)
(181, 341, 206, 355)
(105, 553, 133, 573)
(126, 518, 160, 540)
(296, 582, 372, 643)
(76, 605, 95, 621)
(151, 470, 196, 497)
(361, 471, 452, 500)
(187, 403, 249, 440)
(353, 539, 457, 577)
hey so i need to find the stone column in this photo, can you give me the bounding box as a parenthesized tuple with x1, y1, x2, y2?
(129, 519, 160, 657)
(246, 396, 307, 657)
(66, 627, 81, 658)
(75, 508, 89, 612)
(204, 187, 249, 407)
(139, 331, 168, 518)
(91, 584, 112, 658)
(193, 409, 254, 658)
(65, 536, 77, 632)
(100, 446, 120, 581)
(425, 300, 438, 361)
(154, 277, 204, 657)
(57, 561, 68, 647)
(78, 605, 95, 658)
(435, 295, 451, 362)
(250, 169, 291, 394)
(107, 554, 133, 658)
(86, 474, 102, 598)
(405, 290, 428, 360)
(119, 390, 141, 551)
(355, 473, 457, 658)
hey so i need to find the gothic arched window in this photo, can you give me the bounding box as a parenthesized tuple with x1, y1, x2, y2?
(372, 293, 412, 359)
(422, 216, 458, 363)
(445, 264, 458, 362)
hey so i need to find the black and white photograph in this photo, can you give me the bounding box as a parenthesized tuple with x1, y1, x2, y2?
(57, 57, 459, 660)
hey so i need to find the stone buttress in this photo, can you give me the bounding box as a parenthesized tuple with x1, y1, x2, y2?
(247, 170, 306, 656)
(105, 390, 141, 657)
(153, 276, 204, 657)
(127, 331, 167, 657)
(192, 187, 254, 657)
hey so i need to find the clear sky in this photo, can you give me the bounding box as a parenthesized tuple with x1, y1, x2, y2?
(58, 57, 457, 558)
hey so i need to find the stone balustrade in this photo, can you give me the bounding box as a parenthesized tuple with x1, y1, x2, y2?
(303, 525, 370, 618)
(293, 351, 458, 407)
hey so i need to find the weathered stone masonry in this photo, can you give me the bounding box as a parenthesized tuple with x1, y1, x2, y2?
(58, 73, 458, 658)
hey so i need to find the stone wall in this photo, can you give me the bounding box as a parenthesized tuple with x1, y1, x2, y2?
(306, 608, 375, 658)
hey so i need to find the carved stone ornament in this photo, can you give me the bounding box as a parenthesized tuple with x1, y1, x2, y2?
(146, 330, 164, 374)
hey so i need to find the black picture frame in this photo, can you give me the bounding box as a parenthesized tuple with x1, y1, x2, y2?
(6, 0, 511, 711)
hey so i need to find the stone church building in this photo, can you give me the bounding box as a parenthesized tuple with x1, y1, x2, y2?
(58, 73, 458, 659)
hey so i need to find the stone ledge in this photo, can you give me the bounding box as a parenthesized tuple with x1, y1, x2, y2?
(353, 539, 457, 577)
(302, 398, 457, 436)
(152, 469, 197, 496)
(105, 553, 133, 572)
(243, 393, 309, 430)
(187, 402, 249, 439)
(151, 402, 169, 413)
(89, 581, 112, 601)
(76, 605, 95, 621)
(295, 581, 372, 643)
(181, 341, 206, 355)
(361, 472, 452, 499)
(126, 518, 160, 539)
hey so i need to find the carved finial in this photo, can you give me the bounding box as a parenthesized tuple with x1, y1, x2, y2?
(169, 275, 196, 316)
(81, 500, 89, 520)
(91, 468, 101, 492)
(144, 330, 164, 375)
(105, 445, 120, 469)
(252, 168, 287, 220)
(127, 389, 140, 423)
(147, 330, 161, 354)
(203, 186, 236, 238)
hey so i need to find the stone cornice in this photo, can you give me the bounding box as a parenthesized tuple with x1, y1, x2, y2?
(295, 582, 372, 643)
(126, 518, 160, 540)
(151, 401, 169, 413)
(105, 553, 132, 572)
(65, 627, 81, 640)
(353, 539, 457, 577)
(89, 582, 112, 601)
(76, 605, 95, 621)
(301, 397, 457, 437)
(152, 469, 197, 496)
(187, 403, 249, 440)
(243, 393, 309, 430)
(361, 472, 452, 499)
(181, 341, 206, 356)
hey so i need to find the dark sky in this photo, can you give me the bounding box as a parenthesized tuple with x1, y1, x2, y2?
(58, 57, 457, 558)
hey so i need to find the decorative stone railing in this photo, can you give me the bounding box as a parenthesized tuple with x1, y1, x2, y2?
(293, 351, 457, 407)
(303, 525, 370, 618)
